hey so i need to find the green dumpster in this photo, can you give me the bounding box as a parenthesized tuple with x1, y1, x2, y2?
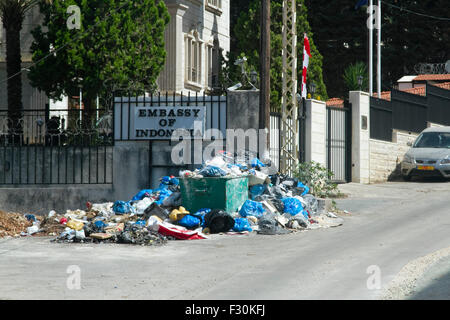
(179, 176, 248, 214)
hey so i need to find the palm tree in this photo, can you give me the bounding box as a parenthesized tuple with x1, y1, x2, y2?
(343, 61, 368, 92)
(0, 0, 47, 136)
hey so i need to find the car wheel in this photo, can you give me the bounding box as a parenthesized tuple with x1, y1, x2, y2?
(402, 174, 412, 181)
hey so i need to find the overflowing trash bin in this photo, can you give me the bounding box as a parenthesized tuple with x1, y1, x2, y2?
(0, 150, 344, 245)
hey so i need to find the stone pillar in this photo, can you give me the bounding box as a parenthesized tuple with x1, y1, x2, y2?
(158, 4, 188, 92)
(226, 89, 260, 131)
(349, 91, 370, 183)
(304, 99, 326, 167)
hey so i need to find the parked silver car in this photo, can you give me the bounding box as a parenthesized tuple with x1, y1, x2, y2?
(401, 127, 450, 181)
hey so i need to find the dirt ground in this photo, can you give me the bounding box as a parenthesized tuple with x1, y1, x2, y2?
(0, 210, 65, 238)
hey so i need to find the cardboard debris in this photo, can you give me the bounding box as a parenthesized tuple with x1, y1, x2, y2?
(90, 233, 113, 240)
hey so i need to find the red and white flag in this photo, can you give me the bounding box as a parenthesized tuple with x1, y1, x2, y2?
(301, 34, 311, 98)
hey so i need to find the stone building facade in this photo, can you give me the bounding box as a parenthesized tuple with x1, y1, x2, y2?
(158, 0, 230, 93)
(0, 0, 230, 111)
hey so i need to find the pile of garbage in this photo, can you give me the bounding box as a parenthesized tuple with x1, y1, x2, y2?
(0, 210, 69, 238)
(0, 210, 37, 238)
(1, 150, 343, 244)
(175, 151, 344, 235)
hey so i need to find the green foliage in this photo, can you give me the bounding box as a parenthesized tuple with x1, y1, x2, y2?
(305, 0, 367, 99)
(382, 0, 450, 88)
(0, 0, 48, 121)
(294, 161, 341, 198)
(28, 0, 170, 102)
(223, 0, 327, 109)
(218, 51, 259, 92)
(305, 0, 450, 98)
(343, 62, 368, 91)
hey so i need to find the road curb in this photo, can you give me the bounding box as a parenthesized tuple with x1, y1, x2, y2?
(379, 246, 450, 300)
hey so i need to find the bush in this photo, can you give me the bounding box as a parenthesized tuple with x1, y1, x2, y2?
(293, 161, 341, 198)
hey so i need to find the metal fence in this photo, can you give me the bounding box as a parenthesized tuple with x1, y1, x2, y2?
(370, 84, 450, 142)
(391, 89, 428, 134)
(370, 97, 393, 141)
(113, 92, 227, 185)
(269, 111, 302, 175)
(326, 102, 352, 183)
(269, 112, 281, 170)
(427, 84, 450, 126)
(114, 92, 227, 142)
(0, 107, 113, 185)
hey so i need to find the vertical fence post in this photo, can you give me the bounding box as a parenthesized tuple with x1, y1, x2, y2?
(345, 101, 353, 182)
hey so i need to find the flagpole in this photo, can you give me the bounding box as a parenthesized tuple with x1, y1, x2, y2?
(377, 0, 381, 98)
(369, 0, 373, 96)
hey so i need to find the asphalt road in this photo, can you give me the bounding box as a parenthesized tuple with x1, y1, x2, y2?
(0, 180, 449, 300)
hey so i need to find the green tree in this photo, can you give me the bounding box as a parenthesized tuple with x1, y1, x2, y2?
(305, 0, 367, 99)
(0, 0, 49, 133)
(343, 61, 368, 91)
(28, 0, 170, 127)
(305, 0, 450, 98)
(223, 0, 327, 110)
(382, 0, 450, 87)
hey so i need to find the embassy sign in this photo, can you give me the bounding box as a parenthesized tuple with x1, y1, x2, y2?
(114, 94, 226, 141)
(133, 105, 206, 140)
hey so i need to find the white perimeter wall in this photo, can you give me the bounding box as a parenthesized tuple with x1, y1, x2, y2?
(369, 130, 418, 183)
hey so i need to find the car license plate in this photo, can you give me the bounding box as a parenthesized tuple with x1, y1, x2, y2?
(417, 165, 434, 171)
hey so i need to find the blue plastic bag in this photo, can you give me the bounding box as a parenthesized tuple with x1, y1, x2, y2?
(159, 176, 178, 184)
(239, 200, 266, 218)
(199, 165, 227, 177)
(134, 220, 146, 227)
(131, 189, 153, 201)
(155, 189, 173, 205)
(282, 197, 304, 216)
(191, 208, 210, 227)
(178, 215, 201, 229)
(25, 214, 36, 222)
(250, 184, 267, 200)
(157, 176, 178, 189)
(94, 220, 107, 231)
(250, 158, 266, 169)
(297, 182, 309, 196)
(233, 218, 253, 232)
(160, 176, 171, 185)
(113, 201, 134, 215)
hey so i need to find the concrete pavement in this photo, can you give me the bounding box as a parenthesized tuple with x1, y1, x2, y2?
(0, 180, 449, 299)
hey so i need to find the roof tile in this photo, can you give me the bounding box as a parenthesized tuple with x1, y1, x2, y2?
(413, 74, 450, 81)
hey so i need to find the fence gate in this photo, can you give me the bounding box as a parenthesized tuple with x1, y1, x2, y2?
(326, 101, 352, 183)
(114, 92, 227, 186)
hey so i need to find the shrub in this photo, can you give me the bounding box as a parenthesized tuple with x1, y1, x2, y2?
(293, 161, 341, 198)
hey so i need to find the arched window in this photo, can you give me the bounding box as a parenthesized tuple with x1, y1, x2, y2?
(206, 37, 220, 89)
(185, 30, 203, 85)
(207, 0, 222, 9)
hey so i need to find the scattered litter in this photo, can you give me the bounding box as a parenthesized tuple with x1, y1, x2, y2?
(257, 217, 291, 235)
(327, 212, 338, 218)
(0, 151, 344, 245)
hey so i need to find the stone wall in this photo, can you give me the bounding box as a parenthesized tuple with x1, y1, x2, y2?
(305, 99, 326, 166)
(369, 130, 418, 183)
(349, 91, 370, 183)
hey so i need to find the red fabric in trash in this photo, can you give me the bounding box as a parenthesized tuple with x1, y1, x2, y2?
(157, 223, 207, 240)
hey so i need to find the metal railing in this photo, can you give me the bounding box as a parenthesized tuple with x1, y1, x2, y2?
(0, 107, 113, 185)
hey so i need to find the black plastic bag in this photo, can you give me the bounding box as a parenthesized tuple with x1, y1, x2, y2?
(144, 202, 169, 220)
(257, 217, 291, 235)
(270, 199, 285, 213)
(204, 210, 235, 234)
